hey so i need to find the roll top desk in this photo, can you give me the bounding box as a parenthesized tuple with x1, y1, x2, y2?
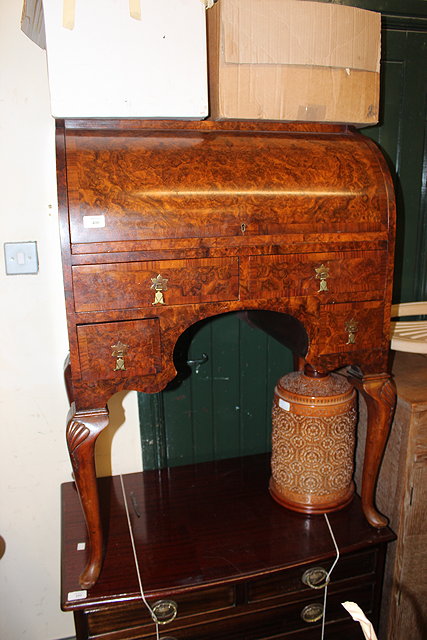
(56, 119, 396, 590)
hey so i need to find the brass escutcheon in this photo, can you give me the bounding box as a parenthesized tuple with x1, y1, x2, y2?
(345, 319, 358, 344)
(111, 340, 128, 371)
(315, 264, 330, 292)
(151, 274, 168, 305)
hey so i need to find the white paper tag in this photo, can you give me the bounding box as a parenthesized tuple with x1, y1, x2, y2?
(77, 542, 86, 551)
(83, 214, 105, 229)
(68, 590, 87, 601)
(278, 398, 290, 411)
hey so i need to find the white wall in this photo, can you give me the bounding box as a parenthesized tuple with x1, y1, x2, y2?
(0, 2, 143, 638)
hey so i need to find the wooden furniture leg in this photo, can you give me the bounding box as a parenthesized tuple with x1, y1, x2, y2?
(348, 371, 396, 528)
(66, 403, 110, 589)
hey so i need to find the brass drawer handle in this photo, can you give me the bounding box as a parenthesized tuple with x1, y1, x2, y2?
(151, 274, 168, 305)
(301, 566, 329, 590)
(345, 318, 358, 344)
(111, 340, 128, 371)
(151, 599, 178, 625)
(315, 264, 330, 292)
(301, 602, 324, 624)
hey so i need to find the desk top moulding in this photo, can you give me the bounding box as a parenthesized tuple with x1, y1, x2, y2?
(56, 118, 396, 589)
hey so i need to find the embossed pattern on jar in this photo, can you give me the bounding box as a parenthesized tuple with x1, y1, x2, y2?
(270, 371, 357, 514)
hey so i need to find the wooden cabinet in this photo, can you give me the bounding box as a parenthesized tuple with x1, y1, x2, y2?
(57, 119, 396, 589)
(61, 455, 394, 640)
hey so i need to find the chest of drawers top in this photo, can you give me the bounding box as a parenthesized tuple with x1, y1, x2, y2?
(61, 454, 394, 640)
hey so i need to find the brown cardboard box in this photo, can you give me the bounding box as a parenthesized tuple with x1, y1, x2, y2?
(207, 0, 381, 125)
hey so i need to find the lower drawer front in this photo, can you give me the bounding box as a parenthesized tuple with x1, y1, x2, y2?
(84, 583, 374, 640)
(87, 585, 235, 637)
(77, 319, 161, 382)
(248, 548, 377, 603)
(318, 301, 386, 355)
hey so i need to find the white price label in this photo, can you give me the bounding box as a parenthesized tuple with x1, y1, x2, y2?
(278, 398, 290, 411)
(83, 215, 105, 229)
(68, 590, 87, 601)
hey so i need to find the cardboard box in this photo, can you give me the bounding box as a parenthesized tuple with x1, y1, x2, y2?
(207, 0, 381, 125)
(21, 0, 208, 119)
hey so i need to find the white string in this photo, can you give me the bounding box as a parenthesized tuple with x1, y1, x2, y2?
(120, 474, 340, 640)
(120, 474, 160, 640)
(320, 513, 340, 640)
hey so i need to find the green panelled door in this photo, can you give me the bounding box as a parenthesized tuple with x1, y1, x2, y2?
(360, 27, 427, 302)
(139, 2, 427, 470)
(138, 315, 294, 469)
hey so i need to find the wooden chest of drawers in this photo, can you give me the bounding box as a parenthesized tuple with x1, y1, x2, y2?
(61, 455, 394, 640)
(56, 119, 396, 589)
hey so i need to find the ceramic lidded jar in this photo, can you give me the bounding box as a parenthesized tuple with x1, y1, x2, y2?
(270, 371, 357, 514)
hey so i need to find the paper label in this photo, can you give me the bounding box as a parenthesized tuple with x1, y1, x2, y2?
(77, 542, 86, 551)
(68, 590, 87, 601)
(83, 215, 105, 229)
(278, 398, 290, 411)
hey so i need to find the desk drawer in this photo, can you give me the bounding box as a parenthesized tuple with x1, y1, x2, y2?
(248, 549, 377, 603)
(73, 257, 239, 313)
(83, 582, 374, 640)
(87, 584, 235, 637)
(246, 251, 387, 300)
(77, 319, 162, 382)
(318, 301, 386, 355)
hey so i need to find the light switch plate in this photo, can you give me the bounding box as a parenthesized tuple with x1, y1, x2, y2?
(4, 241, 39, 275)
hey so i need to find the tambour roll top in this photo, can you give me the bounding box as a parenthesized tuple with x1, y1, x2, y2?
(62, 120, 392, 249)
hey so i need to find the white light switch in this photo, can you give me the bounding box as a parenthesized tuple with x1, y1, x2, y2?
(4, 241, 39, 275)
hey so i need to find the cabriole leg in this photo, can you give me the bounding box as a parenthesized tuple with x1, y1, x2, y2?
(66, 403, 109, 589)
(348, 370, 396, 528)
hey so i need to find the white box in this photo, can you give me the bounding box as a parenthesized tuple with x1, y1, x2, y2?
(21, 0, 208, 119)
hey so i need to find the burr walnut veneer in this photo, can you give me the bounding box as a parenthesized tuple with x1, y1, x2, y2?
(56, 119, 396, 590)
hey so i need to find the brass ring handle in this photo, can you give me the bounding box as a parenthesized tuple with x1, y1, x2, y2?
(301, 566, 329, 590)
(300, 602, 324, 624)
(151, 600, 178, 625)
